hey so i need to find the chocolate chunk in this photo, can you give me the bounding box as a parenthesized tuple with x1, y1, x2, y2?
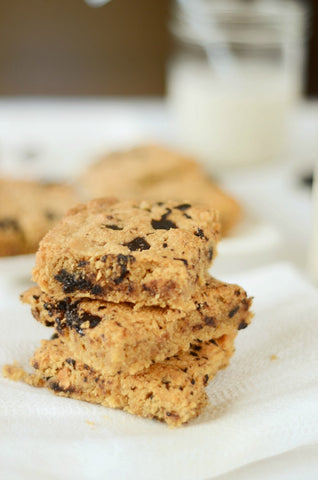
(91, 284, 103, 295)
(229, 306, 239, 318)
(64, 305, 101, 336)
(124, 237, 150, 252)
(175, 203, 191, 211)
(204, 316, 215, 327)
(44, 210, 58, 221)
(238, 320, 248, 330)
(55, 269, 102, 295)
(114, 254, 135, 284)
(45, 320, 55, 327)
(194, 228, 207, 240)
(78, 260, 89, 267)
(50, 382, 63, 392)
(0, 218, 21, 232)
(173, 257, 188, 266)
(49, 382, 74, 394)
(65, 358, 76, 367)
(151, 208, 177, 230)
(103, 224, 123, 230)
(81, 312, 102, 329)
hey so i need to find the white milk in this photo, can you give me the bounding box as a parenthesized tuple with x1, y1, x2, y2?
(168, 61, 299, 170)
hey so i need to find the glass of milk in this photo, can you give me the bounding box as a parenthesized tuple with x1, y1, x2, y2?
(167, 0, 307, 170)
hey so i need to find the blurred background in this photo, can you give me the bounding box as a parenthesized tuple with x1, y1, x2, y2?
(0, 0, 316, 96)
(0, 0, 317, 273)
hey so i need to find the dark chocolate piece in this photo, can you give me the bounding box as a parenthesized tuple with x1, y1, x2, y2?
(123, 237, 151, 252)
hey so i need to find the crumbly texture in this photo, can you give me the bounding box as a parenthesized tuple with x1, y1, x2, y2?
(3, 334, 235, 426)
(0, 177, 79, 256)
(33, 198, 220, 310)
(79, 144, 241, 236)
(22, 279, 252, 376)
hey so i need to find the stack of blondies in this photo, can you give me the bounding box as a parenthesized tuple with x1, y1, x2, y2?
(18, 198, 252, 426)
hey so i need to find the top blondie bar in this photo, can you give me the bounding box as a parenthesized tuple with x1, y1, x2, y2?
(33, 198, 220, 310)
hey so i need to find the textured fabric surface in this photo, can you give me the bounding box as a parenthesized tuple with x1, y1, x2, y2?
(1, 261, 318, 479)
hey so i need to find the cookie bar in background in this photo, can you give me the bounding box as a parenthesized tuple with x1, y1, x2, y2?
(78, 144, 242, 236)
(22, 279, 252, 376)
(4, 333, 236, 427)
(0, 177, 79, 256)
(33, 198, 220, 310)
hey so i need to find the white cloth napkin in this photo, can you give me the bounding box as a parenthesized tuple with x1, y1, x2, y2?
(1, 261, 318, 480)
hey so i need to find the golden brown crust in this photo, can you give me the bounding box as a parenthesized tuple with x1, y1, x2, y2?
(21, 280, 252, 376)
(3, 334, 235, 426)
(33, 198, 220, 310)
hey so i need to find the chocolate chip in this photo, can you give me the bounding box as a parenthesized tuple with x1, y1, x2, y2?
(45, 320, 55, 327)
(183, 213, 192, 219)
(203, 374, 209, 385)
(55, 269, 102, 295)
(173, 257, 188, 266)
(175, 203, 191, 211)
(98, 305, 106, 311)
(81, 312, 102, 329)
(124, 237, 150, 252)
(145, 392, 153, 400)
(208, 248, 213, 261)
(190, 343, 202, 351)
(229, 306, 239, 318)
(78, 260, 89, 267)
(151, 208, 177, 230)
(204, 316, 215, 327)
(238, 320, 248, 330)
(209, 339, 218, 345)
(162, 243, 168, 248)
(50, 382, 63, 392)
(44, 210, 58, 221)
(114, 254, 135, 284)
(194, 228, 207, 240)
(0, 218, 21, 232)
(189, 351, 199, 357)
(50, 333, 59, 340)
(65, 358, 76, 367)
(103, 224, 123, 230)
(191, 378, 196, 385)
(32, 295, 40, 300)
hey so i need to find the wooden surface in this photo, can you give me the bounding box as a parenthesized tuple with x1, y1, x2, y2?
(0, 0, 169, 95)
(0, 0, 316, 96)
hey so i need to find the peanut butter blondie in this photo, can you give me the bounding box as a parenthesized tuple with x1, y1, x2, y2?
(22, 279, 252, 376)
(0, 177, 78, 256)
(79, 144, 241, 235)
(3, 334, 235, 426)
(33, 198, 220, 310)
